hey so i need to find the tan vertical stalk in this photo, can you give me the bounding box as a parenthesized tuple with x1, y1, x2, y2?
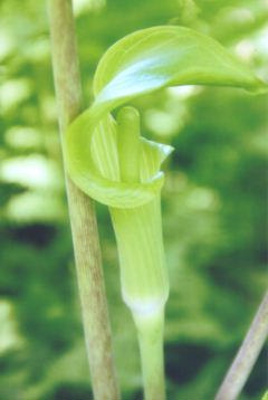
(47, 1, 120, 399)
(215, 291, 268, 400)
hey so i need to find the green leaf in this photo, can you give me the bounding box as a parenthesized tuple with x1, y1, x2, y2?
(65, 26, 266, 207)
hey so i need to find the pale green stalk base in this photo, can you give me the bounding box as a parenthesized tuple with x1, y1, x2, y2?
(47, 1, 120, 399)
(134, 309, 166, 400)
(215, 291, 268, 400)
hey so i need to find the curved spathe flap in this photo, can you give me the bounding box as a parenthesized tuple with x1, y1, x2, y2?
(65, 26, 267, 208)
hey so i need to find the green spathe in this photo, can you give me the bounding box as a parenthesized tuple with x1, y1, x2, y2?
(111, 195, 168, 313)
(65, 26, 266, 209)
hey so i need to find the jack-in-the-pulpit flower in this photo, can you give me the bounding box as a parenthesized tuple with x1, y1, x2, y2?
(64, 26, 267, 400)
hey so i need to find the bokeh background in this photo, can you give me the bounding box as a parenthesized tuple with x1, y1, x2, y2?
(0, 0, 267, 399)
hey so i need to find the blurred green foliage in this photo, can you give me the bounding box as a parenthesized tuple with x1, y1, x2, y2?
(0, 0, 267, 399)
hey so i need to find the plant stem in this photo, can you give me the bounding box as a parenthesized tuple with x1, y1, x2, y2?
(47, 1, 120, 399)
(134, 310, 166, 400)
(215, 290, 268, 400)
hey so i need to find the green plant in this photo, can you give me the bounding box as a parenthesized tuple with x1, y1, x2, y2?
(48, 1, 267, 398)
(63, 25, 267, 400)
